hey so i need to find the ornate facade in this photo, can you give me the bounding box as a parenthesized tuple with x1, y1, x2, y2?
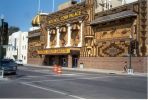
(28, 1, 88, 68)
(28, 0, 147, 72)
(79, 0, 147, 72)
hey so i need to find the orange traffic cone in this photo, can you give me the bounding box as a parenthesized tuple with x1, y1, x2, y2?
(52, 64, 58, 73)
(57, 66, 62, 75)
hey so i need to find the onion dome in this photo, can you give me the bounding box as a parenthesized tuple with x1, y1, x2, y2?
(32, 13, 48, 26)
(32, 14, 41, 26)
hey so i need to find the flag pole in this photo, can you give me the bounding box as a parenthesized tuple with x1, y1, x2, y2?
(52, 0, 54, 12)
(38, 0, 41, 13)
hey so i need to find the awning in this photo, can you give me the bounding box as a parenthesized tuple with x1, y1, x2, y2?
(37, 48, 80, 55)
(27, 33, 40, 38)
(91, 10, 137, 25)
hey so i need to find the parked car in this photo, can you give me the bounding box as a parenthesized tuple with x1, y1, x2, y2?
(0, 59, 17, 74)
(15, 59, 23, 66)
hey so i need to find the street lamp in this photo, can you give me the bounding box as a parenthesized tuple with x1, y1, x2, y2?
(128, 34, 134, 74)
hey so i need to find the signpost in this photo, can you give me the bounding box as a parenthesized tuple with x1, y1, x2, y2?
(128, 35, 134, 74)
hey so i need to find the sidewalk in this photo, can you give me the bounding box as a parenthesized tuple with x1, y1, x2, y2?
(24, 64, 147, 77)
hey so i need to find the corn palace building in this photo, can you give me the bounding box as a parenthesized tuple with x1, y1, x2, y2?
(28, 0, 147, 72)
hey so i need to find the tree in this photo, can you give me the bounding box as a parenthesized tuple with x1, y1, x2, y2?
(8, 26, 20, 35)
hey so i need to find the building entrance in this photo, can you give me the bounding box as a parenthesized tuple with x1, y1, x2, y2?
(59, 55, 68, 67)
(72, 55, 78, 68)
(48, 55, 56, 66)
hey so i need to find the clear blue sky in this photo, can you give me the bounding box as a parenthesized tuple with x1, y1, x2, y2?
(0, 0, 80, 31)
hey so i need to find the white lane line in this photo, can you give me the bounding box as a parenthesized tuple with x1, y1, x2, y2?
(17, 74, 79, 80)
(26, 74, 77, 78)
(21, 82, 85, 99)
(20, 68, 50, 73)
(25, 76, 116, 83)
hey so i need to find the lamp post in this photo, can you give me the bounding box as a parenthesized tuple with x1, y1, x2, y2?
(128, 34, 134, 74)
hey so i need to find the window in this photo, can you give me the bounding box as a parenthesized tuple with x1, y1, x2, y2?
(14, 38, 17, 50)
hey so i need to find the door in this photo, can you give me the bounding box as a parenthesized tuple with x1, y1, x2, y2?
(62, 58, 67, 67)
(59, 56, 68, 67)
(72, 56, 78, 68)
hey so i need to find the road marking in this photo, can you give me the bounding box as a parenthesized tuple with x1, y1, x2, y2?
(21, 82, 85, 99)
(25, 76, 116, 83)
(17, 74, 79, 80)
(26, 74, 77, 77)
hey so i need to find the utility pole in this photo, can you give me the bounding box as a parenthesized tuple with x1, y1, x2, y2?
(0, 16, 4, 67)
(0, 15, 8, 67)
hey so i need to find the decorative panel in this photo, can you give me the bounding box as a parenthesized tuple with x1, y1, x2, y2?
(95, 24, 132, 41)
(60, 32, 67, 47)
(71, 30, 80, 47)
(50, 34, 56, 48)
(97, 41, 129, 57)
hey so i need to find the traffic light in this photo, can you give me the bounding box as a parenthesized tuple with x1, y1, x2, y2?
(128, 40, 135, 55)
(131, 40, 136, 50)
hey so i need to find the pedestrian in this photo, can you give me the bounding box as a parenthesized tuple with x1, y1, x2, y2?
(124, 61, 127, 72)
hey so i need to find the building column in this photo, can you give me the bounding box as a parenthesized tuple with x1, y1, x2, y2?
(66, 24, 71, 47)
(78, 21, 83, 47)
(55, 27, 60, 48)
(46, 29, 51, 48)
(68, 54, 72, 68)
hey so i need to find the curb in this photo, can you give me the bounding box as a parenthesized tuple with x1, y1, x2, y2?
(24, 64, 147, 77)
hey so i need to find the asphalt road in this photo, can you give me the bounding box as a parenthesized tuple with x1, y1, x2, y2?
(0, 66, 147, 99)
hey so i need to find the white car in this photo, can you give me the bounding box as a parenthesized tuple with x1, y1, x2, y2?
(15, 59, 23, 66)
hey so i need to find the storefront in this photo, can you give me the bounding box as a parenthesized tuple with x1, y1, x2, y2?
(37, 48, 80, 68)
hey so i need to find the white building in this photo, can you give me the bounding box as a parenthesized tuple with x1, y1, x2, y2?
(94, 0, 138, 13)
(6, 31, 28, 64)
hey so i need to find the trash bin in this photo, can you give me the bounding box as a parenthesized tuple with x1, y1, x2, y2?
(127, 69, 134, 74)
(80, 63, 84, 69)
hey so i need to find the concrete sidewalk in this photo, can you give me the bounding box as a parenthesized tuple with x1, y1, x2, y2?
(24, 64, 147, 77)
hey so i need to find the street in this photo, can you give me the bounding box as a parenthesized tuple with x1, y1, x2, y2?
(0, 65, 147, 99)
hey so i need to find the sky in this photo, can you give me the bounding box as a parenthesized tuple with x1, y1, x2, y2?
(0, 0, 137, 32)
(0, 0, 80, 31)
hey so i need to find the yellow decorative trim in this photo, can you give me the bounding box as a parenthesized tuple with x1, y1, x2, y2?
(37, 48, 71, 55)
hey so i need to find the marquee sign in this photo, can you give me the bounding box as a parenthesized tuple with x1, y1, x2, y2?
(37, 48, 71, 55)
(48, 10, 83, 24)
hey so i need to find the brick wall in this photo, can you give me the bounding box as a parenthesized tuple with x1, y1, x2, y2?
(79, 57, 147, 72)
(28, 58, 44, 65)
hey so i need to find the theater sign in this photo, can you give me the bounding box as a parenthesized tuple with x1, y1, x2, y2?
(37, 48, 71, 55)
(48, 11, 82, 24)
